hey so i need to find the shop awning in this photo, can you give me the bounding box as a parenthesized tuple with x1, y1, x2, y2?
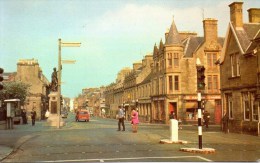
(185, 102, 198, 109)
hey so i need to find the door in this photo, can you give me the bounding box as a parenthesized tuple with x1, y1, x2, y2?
(169, 102, 177, 118)
(214, 100, 222, 124)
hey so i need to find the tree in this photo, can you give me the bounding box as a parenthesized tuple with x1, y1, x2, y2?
(0, 81, 31, 105)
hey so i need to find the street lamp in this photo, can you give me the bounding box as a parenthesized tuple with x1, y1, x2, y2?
(57, 38, 81, 129)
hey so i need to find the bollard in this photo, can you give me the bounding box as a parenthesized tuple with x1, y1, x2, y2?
(170, 119, 178, 142)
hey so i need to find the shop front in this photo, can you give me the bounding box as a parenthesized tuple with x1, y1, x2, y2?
(152, 96, 166, 123)
(182, 94, 221, 124)
(138, 98, 152, 122)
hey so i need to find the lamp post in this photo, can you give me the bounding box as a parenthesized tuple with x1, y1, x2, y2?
(57, 38, 81, 129)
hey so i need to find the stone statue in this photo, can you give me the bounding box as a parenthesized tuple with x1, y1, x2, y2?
(50, 67, 58, 92)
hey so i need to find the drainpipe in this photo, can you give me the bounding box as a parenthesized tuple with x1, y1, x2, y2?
(257, 119, 260, 136)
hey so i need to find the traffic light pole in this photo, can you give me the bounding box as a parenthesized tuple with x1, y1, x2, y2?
(57, 38, 61, 129)
(197, 91, 202, 149)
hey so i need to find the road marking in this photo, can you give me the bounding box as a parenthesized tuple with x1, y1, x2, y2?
(38, 155, 212, 162)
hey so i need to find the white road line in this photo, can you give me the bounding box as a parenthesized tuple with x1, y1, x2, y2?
(38, 155, 212, 162)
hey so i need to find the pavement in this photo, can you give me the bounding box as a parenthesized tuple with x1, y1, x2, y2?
(0, 118, 259, 162)
(0, 119, 71, 161)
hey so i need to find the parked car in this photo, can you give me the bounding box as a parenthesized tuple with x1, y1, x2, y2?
(61, 111, 68, 118)
(75, 109, 90, 122)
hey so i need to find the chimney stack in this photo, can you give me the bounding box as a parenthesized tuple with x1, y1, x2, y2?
(203, 18, 218, 42)
(248, 8, 260, 23)
(229, 2, 244, 28)
(133, 62, 142, 71)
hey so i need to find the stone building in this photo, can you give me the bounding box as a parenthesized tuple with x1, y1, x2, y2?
(15, 59, 50, 120)
(104, 15, 224, 124)
(104, 67, 131, 118)
(123, 55, 153, 121)
(151, 18, 224, 124)
(219, 2, 260, 135)
(136, 55, 153, 122)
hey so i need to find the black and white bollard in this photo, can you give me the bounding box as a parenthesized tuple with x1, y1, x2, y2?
(198, 91, 202, 149)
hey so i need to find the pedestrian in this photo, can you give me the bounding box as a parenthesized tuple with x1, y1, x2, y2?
(169, 111, 176, 120)
(117, 106, 125, 131)
(21, 109, 27, 124)
(131, 108, 139, 133)
(203, 110, 210, 129)
(222, 112, 229, 134)
(31, 108, 37, 126)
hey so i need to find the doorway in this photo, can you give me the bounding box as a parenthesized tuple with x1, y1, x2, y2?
(168, 102, 177, 118)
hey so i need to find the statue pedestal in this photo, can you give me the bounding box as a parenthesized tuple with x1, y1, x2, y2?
(47, 114, 65, 126)
(47, 92, 65, 127)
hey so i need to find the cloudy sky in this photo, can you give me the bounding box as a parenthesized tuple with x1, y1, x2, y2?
(0, 0, 259, 98)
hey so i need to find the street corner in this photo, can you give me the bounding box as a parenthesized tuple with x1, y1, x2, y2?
(14, 134, 38, 150)
(180, 147, 216, 154)
(159, 139, 188, 144)
(0, 145, 13, 161)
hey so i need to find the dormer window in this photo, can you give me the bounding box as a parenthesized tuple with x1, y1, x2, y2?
(207, 53, 217, 68)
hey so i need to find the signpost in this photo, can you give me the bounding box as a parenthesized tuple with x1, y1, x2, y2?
(57, 39, 81, 129)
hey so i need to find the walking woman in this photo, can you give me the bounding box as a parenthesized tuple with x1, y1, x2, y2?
(131, 108, 139, 133)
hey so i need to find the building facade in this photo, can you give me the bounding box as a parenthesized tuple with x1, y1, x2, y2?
(15, 59, 50, 120)
(219, 2, 260, 135)
(151, 18, 224, 124)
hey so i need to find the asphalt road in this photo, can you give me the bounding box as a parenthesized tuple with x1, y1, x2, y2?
(1, 113, 260, 162)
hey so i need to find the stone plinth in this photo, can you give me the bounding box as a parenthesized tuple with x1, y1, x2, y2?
(47, 92, 65, 127)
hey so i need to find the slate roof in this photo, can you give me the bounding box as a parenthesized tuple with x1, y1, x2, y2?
(139, 72, 152, 85)
(183, 36, 224, 58)
(245, 29, 260, 54)
(165, 19, 182, 46)
(233, 23, 260, 53)
(220, 22, 260, 63)
(183, 37, 204, 58)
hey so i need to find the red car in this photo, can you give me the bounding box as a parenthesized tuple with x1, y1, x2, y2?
(75, 109, 90, 122)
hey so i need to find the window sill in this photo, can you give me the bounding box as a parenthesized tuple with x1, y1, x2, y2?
(228, 76, 240, 80)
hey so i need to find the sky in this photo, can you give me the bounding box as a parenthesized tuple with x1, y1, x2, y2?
(0, 0, 259, 98)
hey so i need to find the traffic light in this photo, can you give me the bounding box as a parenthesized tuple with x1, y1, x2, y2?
(197, 65, 205, 90)
(0, 68, 4, 90)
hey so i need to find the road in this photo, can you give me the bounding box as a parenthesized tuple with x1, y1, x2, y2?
(1, 113, 260, 162)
